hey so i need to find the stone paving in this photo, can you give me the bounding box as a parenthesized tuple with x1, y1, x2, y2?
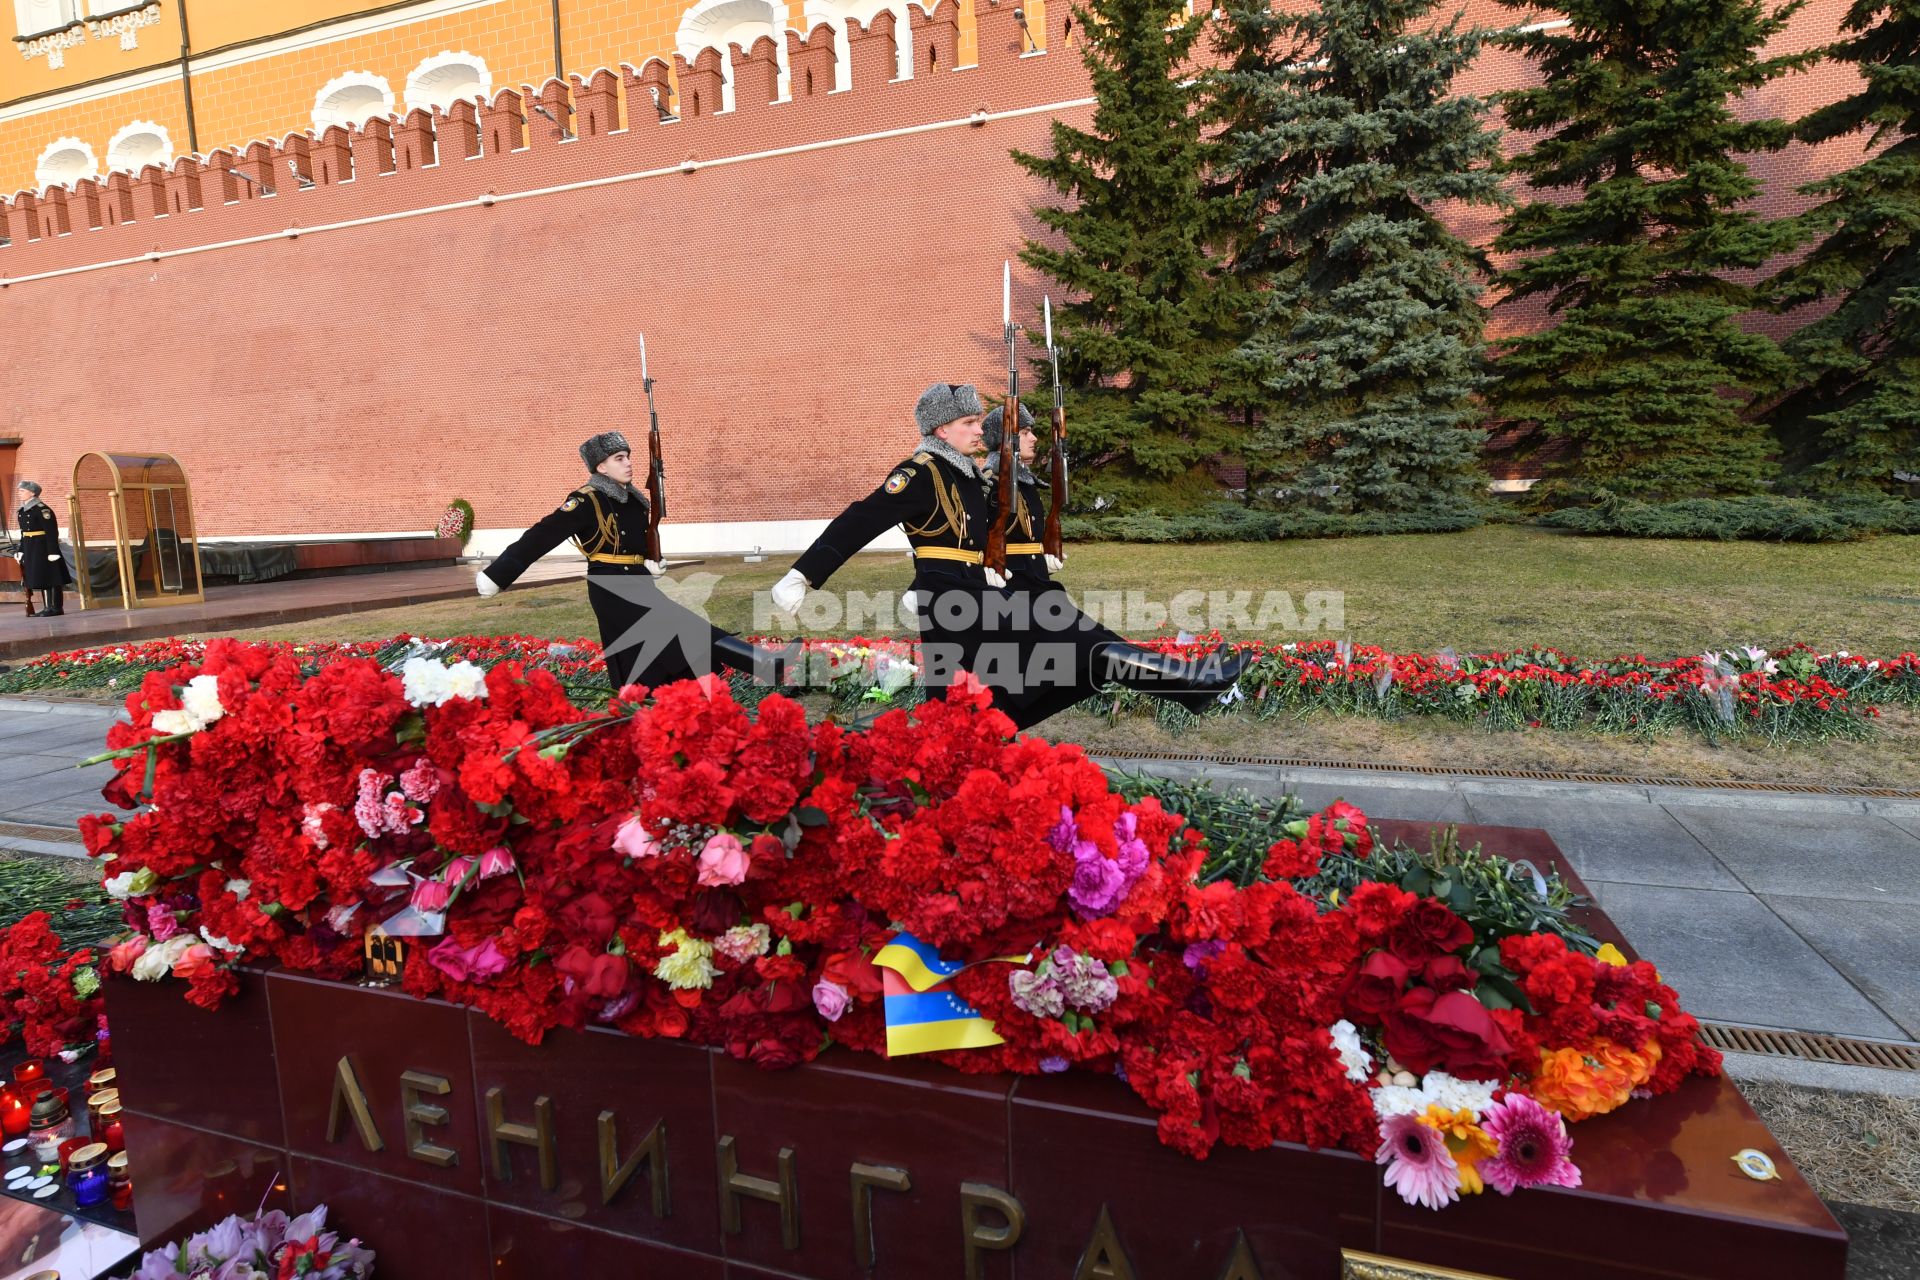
(0, 559, 581, 659)
(4, 697, 1918, 1049)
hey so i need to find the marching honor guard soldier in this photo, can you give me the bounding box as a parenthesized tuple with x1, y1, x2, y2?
(15, 481, 71, 617)
(977, 403, 1250, 729)
(771, 384, 1009, 698)
(477, 432, 792, 692)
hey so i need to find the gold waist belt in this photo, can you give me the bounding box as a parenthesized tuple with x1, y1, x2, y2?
(587, 552, 648, 565)
(1005, 543, 1044, 555)
(912, 547, 983, 565)
(21, 530, 44, 537)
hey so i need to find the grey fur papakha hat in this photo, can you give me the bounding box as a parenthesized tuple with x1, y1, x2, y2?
(914, 383, 984, 435)
(980, 402, 1036, 452)
(16, 480, 39, 496)
(579, 432, 632, 471)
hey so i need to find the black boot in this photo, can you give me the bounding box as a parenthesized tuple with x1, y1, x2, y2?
(711, 633, 804, 685)
(1096, 643, 1249, 714)
(43, 586, 62, 617)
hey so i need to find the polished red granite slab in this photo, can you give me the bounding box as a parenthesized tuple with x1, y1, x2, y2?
(103, 823, 1848, 1280)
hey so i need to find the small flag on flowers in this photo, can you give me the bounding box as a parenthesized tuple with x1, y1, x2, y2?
(872, 931, 1028, 1057)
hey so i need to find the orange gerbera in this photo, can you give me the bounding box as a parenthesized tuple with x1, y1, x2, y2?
(1421, 1104, 1498, 1194)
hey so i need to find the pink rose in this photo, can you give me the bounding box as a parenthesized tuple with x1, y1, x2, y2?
(478, 847, 516, 879)
(465, 937, 511, 981)
(411, 878, 452, 913)
(811, 978, 852, 1023)
(170, 943, 218, 982)
(613, 815, 663, 859)
(429, 937, 512, 985)
(107, 936, 147, 973)
(428, 936, 475, 982)
(697, 833, 750, 887)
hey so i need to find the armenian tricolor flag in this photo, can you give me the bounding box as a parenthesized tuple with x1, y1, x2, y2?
(872, 931, 1027, 1057)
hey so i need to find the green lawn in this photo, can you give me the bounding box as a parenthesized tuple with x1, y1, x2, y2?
(226, 526, 1920, 659)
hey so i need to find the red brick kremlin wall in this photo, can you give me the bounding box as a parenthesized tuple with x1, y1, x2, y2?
(0, 2, 1872, 546)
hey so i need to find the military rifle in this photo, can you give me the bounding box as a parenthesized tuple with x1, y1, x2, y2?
(985, 263, 1017, 578)
(0, 496, 26, 617)
(639, 334, 667, 566)
(1042, 295, 1067, 561)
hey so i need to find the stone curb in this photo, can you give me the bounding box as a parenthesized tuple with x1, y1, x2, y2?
(1094, 757, 1920, 820)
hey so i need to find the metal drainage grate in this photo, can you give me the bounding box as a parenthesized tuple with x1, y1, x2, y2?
(1090, 747, 1920, 799)
(1699, 1021, 1920, 1072)
(0, 821, 82, 844)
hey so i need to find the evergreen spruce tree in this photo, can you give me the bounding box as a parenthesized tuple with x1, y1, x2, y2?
(1768, 0, 1920, 495)
(1014, 0, 1243, 509)
(1489, 0, 1808, 502)
(1210, 0, 1506, 514)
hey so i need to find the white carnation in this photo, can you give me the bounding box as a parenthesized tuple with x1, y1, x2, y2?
(151, 709, 198, 735)
(179, 674, 226, 727)
(402, 656, 490, 708)
(199, 929, 245, 955)
(1328, 1020, 1373, 1083)
(443, 660, 488, 702)
(1370, 1069, 1498, 1120)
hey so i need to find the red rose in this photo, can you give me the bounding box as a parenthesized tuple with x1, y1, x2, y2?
(1339, 950, 1410, 1022)
(1383, 987, 1511, 1079)
(1421, 954, 1474, 992)
(558, 893, 616, 943)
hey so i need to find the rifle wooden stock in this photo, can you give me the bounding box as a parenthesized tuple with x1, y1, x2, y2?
(644, 376, 667, 565)
(985, 403, 1015, 576)
(1044, 405, 1066, 559)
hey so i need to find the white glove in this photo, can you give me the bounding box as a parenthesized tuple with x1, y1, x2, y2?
(898, 588, 921, 618)
(984, 567, 1007, 589)
(475, 569, 500, 598)
(1045, 554, 1065, 574)
(644, 559, 664, 576)
(47, 554, 61, 563)
(770, 567, 809, 614)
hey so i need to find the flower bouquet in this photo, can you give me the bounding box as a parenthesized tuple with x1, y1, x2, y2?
(80, 640, 1721, 1211)
(132, 1204, 373, 1280)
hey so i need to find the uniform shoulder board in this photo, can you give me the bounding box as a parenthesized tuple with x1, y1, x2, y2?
(561, 485, 592, 512)
(911, 452, 932, 464)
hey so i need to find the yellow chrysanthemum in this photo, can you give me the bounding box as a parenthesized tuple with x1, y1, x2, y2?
(653, 928, 718, 991)
(1421, 1105, 1497, 1195)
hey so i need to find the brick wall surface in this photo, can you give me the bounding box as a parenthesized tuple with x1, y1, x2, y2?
(0, 0, 1885, 537)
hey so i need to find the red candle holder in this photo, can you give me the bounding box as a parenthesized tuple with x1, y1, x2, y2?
(10, 1061, 45, 1089)
(0, 1087, 28, 1139)
(58, 1134, 88, 1176)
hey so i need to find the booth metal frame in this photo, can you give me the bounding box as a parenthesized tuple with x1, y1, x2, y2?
(67, 451, 205, 611)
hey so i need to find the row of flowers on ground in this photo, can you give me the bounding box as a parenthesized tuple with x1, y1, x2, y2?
(76, 640, 1722, 1211)
(6, 632, 1915, 744)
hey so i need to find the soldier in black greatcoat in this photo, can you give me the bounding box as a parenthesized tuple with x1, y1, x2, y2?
(477, 432, 793, 692)
(772, 387, 1245, 723)
(15, 481, 71, 617)
(977, 404, 1247, 729)
(771, 383, 1008, 699)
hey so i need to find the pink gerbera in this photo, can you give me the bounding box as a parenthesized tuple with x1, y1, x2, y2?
(1377, 1112, 1461, 1210)
(1480, 1093, 1582, 1195)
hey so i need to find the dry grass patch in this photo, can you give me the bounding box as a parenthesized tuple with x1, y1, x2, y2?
(1740, 1081, 1920, 1212)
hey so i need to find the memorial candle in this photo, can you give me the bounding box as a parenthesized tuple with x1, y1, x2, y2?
(97, 1102, 124, 1155)
(11, 1061, 44, 1089)
(0, 1086, 26, 1138)
(66, 1143, 108, 1207)
(107, 1150, 131, 1212)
